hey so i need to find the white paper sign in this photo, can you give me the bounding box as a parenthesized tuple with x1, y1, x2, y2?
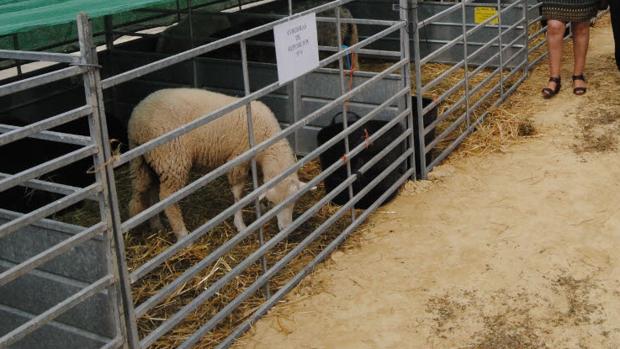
(273, 13, 319, 84)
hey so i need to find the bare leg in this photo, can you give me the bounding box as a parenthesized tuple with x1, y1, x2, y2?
(545, 19, 566, 91)
(572, 21, 590, 91)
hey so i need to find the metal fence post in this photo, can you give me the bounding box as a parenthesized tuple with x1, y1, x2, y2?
(497, 0, 505, 99)
(188, 0, 199, 87)
(336, 6, 357, 221)
(412, 0, 426, 179)
(523, 0, 529, 77)
(240, 39, 270, 299)
(76, 13, 140, 348)
(401, 0, 415, 180)
(461, 0, 471, 127)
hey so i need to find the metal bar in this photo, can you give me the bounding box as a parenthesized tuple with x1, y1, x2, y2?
(401, 0, 414, 179)
(141, 112, 411, 348)
(217, 165, 414, 349)
(0, 50, 81, 64)
(101, 0, 392, 89)
(133, 99, 409, 317)
(425, 110, 467, 155)
(469, 66, 501, 99)
(175, 0, 182, 22)
(318, 45, 400, 57)
(240, 39, 270, 298)
(412, 1, 427, 179)
(0, 124, 92, 146)
(460, 1, 472, 127)
(528, 25, 546, 41)
(121, 59, 407, 233)
(417, 2, 462, 29)
(110, 30, 159, 38)
(187, 0, 199, 88)
(100, 336, 125, 349)
(497, 0, 505, 100)
(129, 84, 410, 285)
(335, 6, 357, 223)
(421, 60, 465, 94)
(76, 12, 140, 348)
(234, 11, 398, 26)
(178, 131, 414, 349)
(0, 183, 100, 240)
(0, 66, 86, 98)
(0, 172, 92, 198)
(0, 222, 105, 287)
(11, 35, 23, 77)
(0, 275, 114, 348)
(423, 78, 465, 115)
(0, 105, 91, 147)
(502, 43, 527, 68)
(523, 0, 529, 78)
(469, 75, 502, 112)
(423, 94, 467, 136)
(104, 16, 114, 51)
(0, 145, 96, 193)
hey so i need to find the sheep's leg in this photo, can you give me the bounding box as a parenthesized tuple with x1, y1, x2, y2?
(129, 156, 165, 232)
(129, 156, 155, 219)
(159, 178, 189, 239)
(228, 164, 249, 232)
(148, 185, 165, 231)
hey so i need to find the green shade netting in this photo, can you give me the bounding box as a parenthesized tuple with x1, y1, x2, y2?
(0, 0, 251, 52)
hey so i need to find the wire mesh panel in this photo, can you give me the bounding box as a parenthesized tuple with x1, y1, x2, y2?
(0, 15, 128, 349)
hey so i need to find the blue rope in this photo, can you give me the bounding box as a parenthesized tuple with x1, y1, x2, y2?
(341, 44, 351, 70)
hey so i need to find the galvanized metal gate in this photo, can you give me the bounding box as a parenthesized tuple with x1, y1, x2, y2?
(0, 14, 129, 349)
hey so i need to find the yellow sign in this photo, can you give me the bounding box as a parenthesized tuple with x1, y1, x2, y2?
(474, 7, 499, 25)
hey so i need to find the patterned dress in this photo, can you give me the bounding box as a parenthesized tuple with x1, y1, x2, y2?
(541, 0, 600, 22)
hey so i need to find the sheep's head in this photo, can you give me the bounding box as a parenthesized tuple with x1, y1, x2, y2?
(260, 176, 306, 231)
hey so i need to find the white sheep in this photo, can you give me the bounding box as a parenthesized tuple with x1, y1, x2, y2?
(127, 88, 305, 240)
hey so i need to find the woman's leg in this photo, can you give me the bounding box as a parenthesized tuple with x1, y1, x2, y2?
(571, 21, 590, 90)
(546, 19, 566, 90)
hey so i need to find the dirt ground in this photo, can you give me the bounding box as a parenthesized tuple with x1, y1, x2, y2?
(234, 15, 620, 349)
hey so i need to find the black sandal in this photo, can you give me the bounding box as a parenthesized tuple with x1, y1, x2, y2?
(572, 74, 587, 95)
(542, 76, 561, 99)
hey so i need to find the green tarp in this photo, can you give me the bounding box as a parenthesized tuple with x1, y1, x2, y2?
(0, 0, 245, 52)
(0, 0, 177, 36)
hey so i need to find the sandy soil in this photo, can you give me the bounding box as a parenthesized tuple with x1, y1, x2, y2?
(235, 15, 620, 349)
